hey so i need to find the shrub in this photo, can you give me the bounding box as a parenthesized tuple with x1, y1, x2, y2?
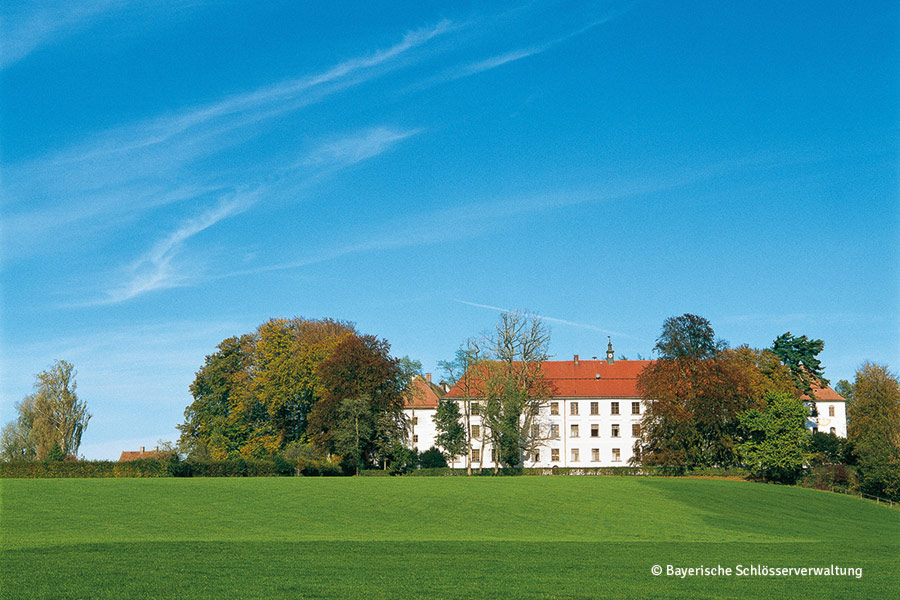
(418, 447, 447, 469)
(803, 464, 858, 493)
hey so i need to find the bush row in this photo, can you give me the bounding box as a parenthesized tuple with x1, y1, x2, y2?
(0, 457, 342, 478)
(1, 460, 757, 479)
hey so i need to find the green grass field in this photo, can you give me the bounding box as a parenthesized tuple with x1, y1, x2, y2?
(1, 477, 898, 599)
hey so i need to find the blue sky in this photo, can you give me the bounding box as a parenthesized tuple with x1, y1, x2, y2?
(2, 1, 898, 459)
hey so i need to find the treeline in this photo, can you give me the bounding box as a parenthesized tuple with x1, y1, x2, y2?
(177, 318, 422, 474)
(632, 314, 900, 501)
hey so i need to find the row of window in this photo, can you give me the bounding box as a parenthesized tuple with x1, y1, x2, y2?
(550, 401, 641, 416)
(469, 447, 623, 463)
(467, 423, 640, 439)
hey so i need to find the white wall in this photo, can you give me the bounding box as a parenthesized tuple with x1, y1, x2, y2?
(405, 398, 644, 468)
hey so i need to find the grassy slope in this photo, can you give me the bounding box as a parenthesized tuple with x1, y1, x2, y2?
(1, 477, 897, 599)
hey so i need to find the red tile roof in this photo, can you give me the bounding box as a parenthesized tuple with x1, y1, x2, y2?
(405, 375, 443, 408)
(445, 359, 653, 399)
(444, 359, 846, 401)
(804, 381, 845, 402)
(118, 450, 166, 462)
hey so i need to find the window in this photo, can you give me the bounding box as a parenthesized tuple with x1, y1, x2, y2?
(611, 424, 620, 438)
(571, 448, 580, 462)
(612, 448, 621, 462)
(632, 401, 640, 415)
(570, 402, 579, 416)
(413, 434, 418, 443)
(591, 424, 599, 438)
(533, 450, 540, 462)
(590, 401, 599, 415)
(591, 448, 600, 462)
(829, 405, 835, 417)
(471, 448, 480, 462)
(570, 424, 580, 438)
(830, 427, 836, 435)
(632, 423, 641, 438)
(531, 424, 540, 438)
(471, 402, 480, 415)
(551, 448, 559, 462)
(550, 402, 559, 415)
(471, 424, 480, 438)
(611, 402, 620, 415)
(550, 424, 560, 439)
(491, 448, 498, 462)
(413, 416, 418, 426)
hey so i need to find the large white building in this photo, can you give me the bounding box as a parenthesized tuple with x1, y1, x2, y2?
(405, 346, 847, 468)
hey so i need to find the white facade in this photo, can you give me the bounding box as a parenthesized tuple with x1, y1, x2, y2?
(406, 397, 849, 468)
(405, 396, 644, 468)
(810, 400, 847, 438)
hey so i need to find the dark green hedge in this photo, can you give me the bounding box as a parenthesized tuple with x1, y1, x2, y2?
(0, 461, 750, 479)
(1, 459, 308, 478)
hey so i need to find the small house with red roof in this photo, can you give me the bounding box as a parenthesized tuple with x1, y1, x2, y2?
(118, 446, 166, 461)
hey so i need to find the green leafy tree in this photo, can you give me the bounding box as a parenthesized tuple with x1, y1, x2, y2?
(2, 360, 91, 460)
(809, 431, 849, 465)
(771, 332, 829, 398)
(332, 397, 374, 475)
(847, 362, 900, 500)
(178, 334, 255, 459)
(433, 398, 466, 465)
(738, 391, 812, 483)
(653, 313, 725, 360)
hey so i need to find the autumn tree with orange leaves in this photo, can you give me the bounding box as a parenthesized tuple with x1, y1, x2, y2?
(634, 314, 795, 470)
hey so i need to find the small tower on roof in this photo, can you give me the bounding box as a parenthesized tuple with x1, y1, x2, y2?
(606, 337, 614, 365)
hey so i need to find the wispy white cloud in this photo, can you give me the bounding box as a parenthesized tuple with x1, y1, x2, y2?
(93, 122, 421, 304)
(99, 191, 259, 304)
(412, 8, 625, 89)
(3, 20, 453, 260)
(453, 300, 644, 341)
(303, 127, 423, 168)
(1, 0, 122, 69)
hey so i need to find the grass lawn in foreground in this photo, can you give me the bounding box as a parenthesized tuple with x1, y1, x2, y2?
(1, 476, 897, 599)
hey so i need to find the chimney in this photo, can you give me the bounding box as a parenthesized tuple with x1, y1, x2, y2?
(140, 446, 145, 453)
(154, 446, 159, 452)
(425, 372, 431, 382)
(606, 337, 615, 365)
(573, 354, 579, 366)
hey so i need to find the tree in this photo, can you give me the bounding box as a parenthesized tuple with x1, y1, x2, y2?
(636, 354, 764, 469)
(635, 318, 763, 470)
(771, 332, 828, 398)
(177, 317, 399, 461)
(178, 334, 256, 459)
(1, 396, 38, 460)
(309, 333, 407, 466)
(332, 396, 374, 475)
(653, 313, 725, 360)
(432, 398, 466, 465)
(737, 390, 812, 483)
(847, 362, 900, 500)
(1, 360, 91, 460)
(438, 339, 487, 474)
(481, 311, 553, 470)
